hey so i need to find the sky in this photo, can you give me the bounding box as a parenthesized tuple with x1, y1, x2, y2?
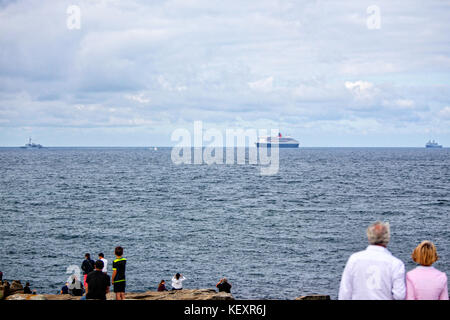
(1, 0, 450, 147)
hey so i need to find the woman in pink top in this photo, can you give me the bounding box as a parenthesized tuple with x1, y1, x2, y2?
(406, 240, 448, 300)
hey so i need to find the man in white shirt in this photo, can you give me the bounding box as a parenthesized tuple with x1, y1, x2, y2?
(338, 221, 406, 300)
(98, 253, 108, 274)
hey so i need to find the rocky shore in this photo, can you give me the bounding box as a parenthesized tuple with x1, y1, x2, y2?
(1, 280, 330, 300)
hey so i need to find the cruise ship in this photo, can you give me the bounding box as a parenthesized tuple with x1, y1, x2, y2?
(20, 137, 43, 149)
(425, 140, 442, 148)
(256, 133, 299, 148)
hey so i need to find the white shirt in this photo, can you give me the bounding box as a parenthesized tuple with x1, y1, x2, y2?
(100, 258, 108, 273)
(338, 245, 406, 300)
(171, 276, 186, 289)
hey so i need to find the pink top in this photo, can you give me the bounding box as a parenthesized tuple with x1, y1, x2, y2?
(406, 266, 449, 300)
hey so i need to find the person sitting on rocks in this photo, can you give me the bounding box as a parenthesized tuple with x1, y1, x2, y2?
(23, 282, 33, 294)
(69, 275, 84, 296)
(171, 273, 186, 290)
(60, 282, 69, 294)
(157, 280, 168, 291)
(216, 277, 232, 293)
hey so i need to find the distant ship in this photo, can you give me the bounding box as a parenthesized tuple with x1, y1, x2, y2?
(256, 133, 299, 148)
(20, 137, 43, 149)
(425, 140, 442, 148)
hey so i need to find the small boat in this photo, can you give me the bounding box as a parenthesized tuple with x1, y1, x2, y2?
(425, 140, 443, 148)
(20, 137, 43, 149)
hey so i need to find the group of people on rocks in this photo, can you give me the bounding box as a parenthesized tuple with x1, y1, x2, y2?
(61, 246, 232, 300)
(66, 246, 127, 300)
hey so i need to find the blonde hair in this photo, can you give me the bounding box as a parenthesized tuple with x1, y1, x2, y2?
(366, 221, 390, 246)
(412, 240, 439, 266)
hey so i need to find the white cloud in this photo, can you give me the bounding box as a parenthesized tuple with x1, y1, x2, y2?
(344, 80, 376, 100)
(125, 93, 150, 104)
(248, 76, 273, 92)
(438, 106, 450, 119)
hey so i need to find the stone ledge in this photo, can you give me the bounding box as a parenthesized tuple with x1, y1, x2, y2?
(5, 289, 234, 300)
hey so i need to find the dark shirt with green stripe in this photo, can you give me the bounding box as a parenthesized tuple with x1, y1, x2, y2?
(112, 257, 126, 283)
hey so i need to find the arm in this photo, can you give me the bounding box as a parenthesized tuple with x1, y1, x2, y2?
(405, 273, 416, 300)
(106, 285, 110, 294)
(111, 270, 117, 283)
(391, 261, 406, 300)
(439, 274, 448, 300)
(338, 257, 353, 300)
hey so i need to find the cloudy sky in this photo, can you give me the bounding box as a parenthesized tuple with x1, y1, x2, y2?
(1, 0, 450, 146)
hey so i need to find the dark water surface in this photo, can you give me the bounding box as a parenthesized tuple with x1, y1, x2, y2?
(0, 147, 449, 299)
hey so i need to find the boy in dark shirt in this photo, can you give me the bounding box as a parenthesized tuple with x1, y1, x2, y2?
(111, 246, 126, 300)
(85, 260, 110, 300)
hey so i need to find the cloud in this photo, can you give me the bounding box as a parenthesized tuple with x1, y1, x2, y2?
(438, 106, 450, 119)
(344, 81, 376, 100)
(248, 76, 273, 92)
(125, 93, 150, 104)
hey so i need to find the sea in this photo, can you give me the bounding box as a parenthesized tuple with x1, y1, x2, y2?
(0, 147, 449, 300)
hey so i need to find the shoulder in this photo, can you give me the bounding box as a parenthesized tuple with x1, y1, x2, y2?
(114, 257, 126, 263)
(347, 249, 367, 262)
(389, 254, 405, 268)
(406, 268, 418, 279)
(432, 268, 448, 280)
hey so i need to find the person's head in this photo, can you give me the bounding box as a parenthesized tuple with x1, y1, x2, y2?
(115, 246, 123, 257)
(222, 277, 228, 283)
(366, 221, 390, 247)
(95, 259, 104, 271)
(98, 253, 104, 259)
(85, 253, 90, 259)
(175, 273, 180, 280)
(412, 240, 439, 266)
(26, 282, 30, 287)
(159, 280, 165, 285)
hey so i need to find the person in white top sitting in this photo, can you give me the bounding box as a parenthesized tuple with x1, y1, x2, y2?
(338, 221, 406, 300)
(171, 273, 186, 290)
(98, 253, 108, 274)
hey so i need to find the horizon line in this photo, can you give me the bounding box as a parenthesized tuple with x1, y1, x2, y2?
(0, 146, 445, 148)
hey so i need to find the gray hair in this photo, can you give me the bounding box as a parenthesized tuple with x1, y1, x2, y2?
(366, 221, 390, 246)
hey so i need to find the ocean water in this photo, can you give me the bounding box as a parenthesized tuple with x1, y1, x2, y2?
(0, 147, 449, 299)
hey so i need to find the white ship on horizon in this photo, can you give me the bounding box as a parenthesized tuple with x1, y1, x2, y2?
(256, 133, 299, 148)
(20, 137, 43, 149)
